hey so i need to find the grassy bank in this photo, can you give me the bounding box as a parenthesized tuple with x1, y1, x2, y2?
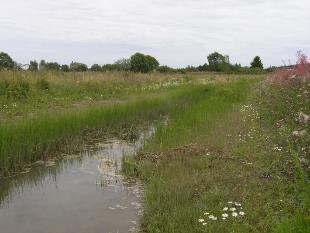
(123, 78, 309, 232)
(0, 71, 187, 121)
(0, 83, 219, 177)
(0, 71, 263, 121)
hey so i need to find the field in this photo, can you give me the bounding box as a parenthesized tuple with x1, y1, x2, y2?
(0, 71, 309, 232)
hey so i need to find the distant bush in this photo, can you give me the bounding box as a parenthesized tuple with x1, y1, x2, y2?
(90, 64, 102, 72)
(158, 65, 173, 73)
(0, 52, 14, 70)
(0, 80, 30, 99)
(70, 62, 88, 72)
(102, 64, 121, 72)
(28, 60, 38, 71)
(130, 53, 159, 73)
(61, 65, 70, 72)
(114, 58, 131, 71)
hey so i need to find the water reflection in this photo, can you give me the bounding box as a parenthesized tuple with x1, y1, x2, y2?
(0, 125, 155, 233)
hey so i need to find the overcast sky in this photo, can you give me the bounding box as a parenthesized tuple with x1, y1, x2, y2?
(0, 0, 309, 67)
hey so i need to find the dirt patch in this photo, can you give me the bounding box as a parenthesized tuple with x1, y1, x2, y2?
(137, 143, 223, 162)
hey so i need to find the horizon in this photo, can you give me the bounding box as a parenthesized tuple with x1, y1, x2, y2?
(1, 0, 309, 68)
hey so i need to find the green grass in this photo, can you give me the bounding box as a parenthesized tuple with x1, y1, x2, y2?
(123, 78, 309, 232)
(0, 71, 263, 121)
(0, 84, 213, 177)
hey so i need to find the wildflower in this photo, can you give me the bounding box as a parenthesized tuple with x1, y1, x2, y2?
(235, 203, 242, 207)
(227, 201, 233, 204)
(202, 222, 207, 226)
(223, 207, 228, 211)
(232, 212, 238, 217)
(230, 207, 236, 211)
(208, 215, 217, 220)
(198, 219, 204, 223)
(222, 217, 227, 220)
(204, 212, 209, 215)
(239, 212, 245, 216)
(222, 213, 228, 218)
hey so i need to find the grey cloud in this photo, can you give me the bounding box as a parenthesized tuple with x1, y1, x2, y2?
(0, 0, 309, 67)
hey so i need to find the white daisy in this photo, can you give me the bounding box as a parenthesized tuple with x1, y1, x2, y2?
(198, 219, 204, 222)
(239, 211, 245, 216)
(222, 213, 229, 218)
(232, 212, 238, 217)
(230, 207, 236, 211)
(223, 207, 228, 211)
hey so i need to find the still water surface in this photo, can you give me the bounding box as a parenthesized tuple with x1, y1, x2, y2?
(0, 127, 154, 233)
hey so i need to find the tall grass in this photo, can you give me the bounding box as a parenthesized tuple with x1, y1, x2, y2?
(123, 76, 309, 232)
(0, 85, 207, 177)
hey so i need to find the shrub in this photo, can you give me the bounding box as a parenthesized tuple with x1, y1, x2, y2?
(130, 53, 159, 73)
(0, 52, 14, 70)
(268, 51, 310, 86)
(70, 62, 88, 72)
(90, 64, 102, 72)
(28, 60, 38, 71)
(60, 64, 70, 72)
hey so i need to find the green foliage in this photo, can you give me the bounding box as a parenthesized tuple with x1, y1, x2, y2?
(28, 60, 38, 71)
(273, 214, 310, 233)
(101, 64, 121, 71)
(46, 62, 61, 71)
(39, 60, 46, 70)
(90, 64, 102, 72)
(251, 56, 264, 69)
(70, 62, 88, 72)
(197, 63, 209, 71)
(0, 79, 30, 99)
(207, 52, 229, 72)
(60, 64, 70, 72)
(130, 53, 159, 73)
(0, 85, 200, 176)
(158, 65, 173, 73)
(0, 52, 14, 70)
(114, 58, 131, 71)
(39, 60, 61, 71)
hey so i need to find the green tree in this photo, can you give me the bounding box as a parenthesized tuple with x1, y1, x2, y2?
(39, 60, 46, 70)
(0, 52, 14, 70)
(130, 53, 159, 73)
(28, 60, 38, 71)
(90, 64, 102, 71)
(70, 62, 88, 72)
(207, 52, 229, 72)
(60, 64, 70, 72)
(250, 56, 263, 69)
(45, 62, 60, 71)
(114, 58, 131, 71)
(158, 65, 173, 73)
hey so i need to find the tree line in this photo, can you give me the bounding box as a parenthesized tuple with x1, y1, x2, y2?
(0, 51, 267, 74)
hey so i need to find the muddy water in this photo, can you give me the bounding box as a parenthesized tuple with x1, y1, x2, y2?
(0, 127, 155, 233)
